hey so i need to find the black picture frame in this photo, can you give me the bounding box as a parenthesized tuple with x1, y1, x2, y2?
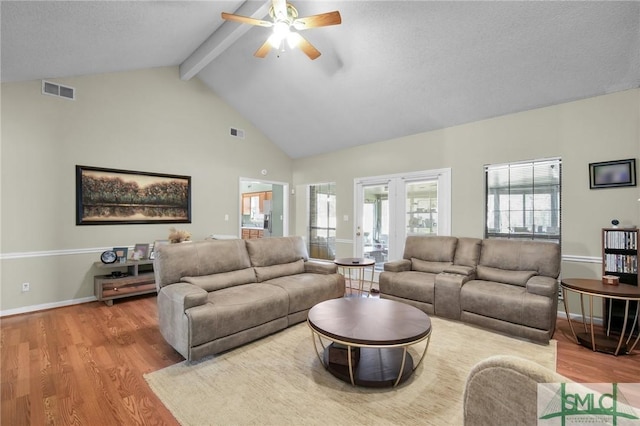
(76, 165, 192, 225)
(589, 159, 636, 189)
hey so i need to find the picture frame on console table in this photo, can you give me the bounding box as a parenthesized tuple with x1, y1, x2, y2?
(113, 247, 128, 263)
(589, 159, 636, 189)
(133, 243, 150, 260)
(76, 165, 192, 225)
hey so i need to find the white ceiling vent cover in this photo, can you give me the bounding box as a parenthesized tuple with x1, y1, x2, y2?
(230, 127, 245, 139)
(42, 80, 75, 100)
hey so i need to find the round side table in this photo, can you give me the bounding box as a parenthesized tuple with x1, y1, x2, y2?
(334, 257, 376, 296)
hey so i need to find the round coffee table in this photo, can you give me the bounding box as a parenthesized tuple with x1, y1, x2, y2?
(307, 297, 432, 387)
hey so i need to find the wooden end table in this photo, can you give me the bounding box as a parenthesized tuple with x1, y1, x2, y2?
(561, 278, 640, 356)
(334, 257, 376, 296)
(307, 298, 432, 387)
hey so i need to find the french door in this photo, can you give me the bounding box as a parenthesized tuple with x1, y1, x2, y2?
(354, 169, 451, 270)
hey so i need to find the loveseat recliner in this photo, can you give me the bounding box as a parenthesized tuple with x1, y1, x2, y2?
(379, 236, 561, 343)
(153, 236, 345, 361)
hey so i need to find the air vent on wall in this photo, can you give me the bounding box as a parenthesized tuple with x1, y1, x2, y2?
(230, 127, 245, 139)
(42, 80, 75, 100)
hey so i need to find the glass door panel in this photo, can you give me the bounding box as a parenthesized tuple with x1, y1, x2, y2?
(355, 169, 451, 274)
(405, 180, 438, 236)
(361, 183, 389, 268)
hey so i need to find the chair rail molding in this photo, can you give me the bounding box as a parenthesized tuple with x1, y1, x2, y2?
(1, 247, 121, 260)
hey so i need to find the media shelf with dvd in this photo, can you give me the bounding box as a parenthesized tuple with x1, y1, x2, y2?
(602, 228, 639, 334)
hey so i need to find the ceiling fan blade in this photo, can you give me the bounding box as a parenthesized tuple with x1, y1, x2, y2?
(271, 0, 288, 20)
(296, 34, 321, 60)
(293, 11, 341, 30)
(221, 12, 273, 28)
(254, 40, 272, 58)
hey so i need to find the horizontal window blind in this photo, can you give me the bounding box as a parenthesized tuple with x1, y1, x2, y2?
(485, 158, 561, 243)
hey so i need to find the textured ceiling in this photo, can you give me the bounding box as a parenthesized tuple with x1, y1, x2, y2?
(2, 1, 639, 159)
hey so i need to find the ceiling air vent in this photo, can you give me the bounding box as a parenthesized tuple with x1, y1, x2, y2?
(42, 80, 75, 100)
(230, 127, 245, 139)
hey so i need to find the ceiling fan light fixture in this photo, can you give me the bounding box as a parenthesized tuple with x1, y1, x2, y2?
(269, 21, 290, 48)
(222, 0, 342, 60)
(287, 32, 302, 49)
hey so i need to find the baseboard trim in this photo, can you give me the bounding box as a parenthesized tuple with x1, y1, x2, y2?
(0, 296, 97, 318)
(557, 310, 603, 326)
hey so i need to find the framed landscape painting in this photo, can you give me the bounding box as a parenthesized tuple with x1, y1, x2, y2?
(76, 165, 191, 225)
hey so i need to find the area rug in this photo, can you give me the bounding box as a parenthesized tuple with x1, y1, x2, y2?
(145, 317, 556, 425)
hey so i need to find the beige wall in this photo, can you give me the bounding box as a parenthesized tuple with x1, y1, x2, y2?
(2, 67, 638, 316)
(1, 67, 292, 312)
(292, 89, 640, 316)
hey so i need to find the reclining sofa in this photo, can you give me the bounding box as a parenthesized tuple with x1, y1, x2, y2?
(379, 236, 560, 343)
(153, 236, 345, 361)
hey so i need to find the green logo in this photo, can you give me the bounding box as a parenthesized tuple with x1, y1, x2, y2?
(538, 383, 640, 425)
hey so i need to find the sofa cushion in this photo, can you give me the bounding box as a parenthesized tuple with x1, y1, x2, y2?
(461, 280, 552, 330)
(254, 259, 305, 283)
(479, 239, 560, 278)
(476, 266, 538, 287)
(265, 273, 343, 313)
(181, 267, 256, 292)
(154, 239, 251, 289)
(454, 237, 482, 267)
(246, 236, 308, 267)
(379, 271, 435, 304)
(411, 258, 453, 274)
(187, 283, 288, 347)
(403, 236, 458, 262)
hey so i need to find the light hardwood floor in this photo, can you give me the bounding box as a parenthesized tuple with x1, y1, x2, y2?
(2, 293, 639, 425)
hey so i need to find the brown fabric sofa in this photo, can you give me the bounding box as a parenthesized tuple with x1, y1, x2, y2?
(153, 236, 345, 361)
(379, 236, 560, 343)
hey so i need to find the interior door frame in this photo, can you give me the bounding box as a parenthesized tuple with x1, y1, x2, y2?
(353, 168, 451, 262)
(238, 177, 289, 237)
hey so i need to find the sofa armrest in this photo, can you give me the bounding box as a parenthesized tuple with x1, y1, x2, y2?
(384, 259, 411, 272)
(160, 282, 208, 311)
(304, 260, 338, 274)
(157, 282, 208, 360)
(526, 275, 558, 298)
(463, 355, 567, 426)
(434, 272, 474, 320)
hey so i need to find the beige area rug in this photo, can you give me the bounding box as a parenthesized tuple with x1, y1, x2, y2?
(145, 317, 556, 425)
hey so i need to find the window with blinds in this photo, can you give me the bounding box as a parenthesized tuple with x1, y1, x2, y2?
(308, 183, 337, 260)
(485, 158, 561, 243)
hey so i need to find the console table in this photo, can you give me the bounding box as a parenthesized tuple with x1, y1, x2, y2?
(560, 278, 640, 356)
(94, 260, 156, 306)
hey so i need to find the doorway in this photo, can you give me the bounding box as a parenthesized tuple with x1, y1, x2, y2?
(239, 177, 289, 239)
(354, 169, 451, 270)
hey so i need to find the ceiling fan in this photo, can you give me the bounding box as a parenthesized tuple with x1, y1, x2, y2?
(221, 0, 341, 60)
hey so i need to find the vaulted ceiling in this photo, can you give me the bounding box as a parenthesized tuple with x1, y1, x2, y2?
(2, 1, 639, 158)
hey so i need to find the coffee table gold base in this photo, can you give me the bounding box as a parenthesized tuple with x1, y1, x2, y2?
(309, 326, 431, 387)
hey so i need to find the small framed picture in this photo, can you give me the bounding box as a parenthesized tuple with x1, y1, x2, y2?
(133, 243, 149, 260)
(589, 158, 636, 189)
(113, 247, 128, 263)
